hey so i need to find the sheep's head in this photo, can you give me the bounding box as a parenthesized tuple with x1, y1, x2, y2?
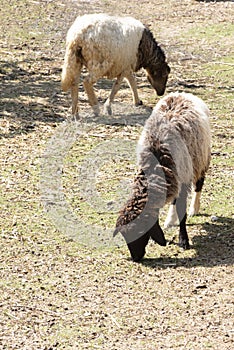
(114, 214, 167, 262)
(113, 188, 166, 261)
(113, 169, 167, 262)
(146, 62, 170, 96)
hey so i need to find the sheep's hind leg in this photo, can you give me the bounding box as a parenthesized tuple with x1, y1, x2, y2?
(104, 75, 124, 115)
(70, 67, 82, 117)
(176, 184, 190, 249)
(71, 84, 79, 116)
(164, 199, 178, 228)
(125, 72, 142, 107)
(189, 176, 205, 216)
(83, 77, 100, 116)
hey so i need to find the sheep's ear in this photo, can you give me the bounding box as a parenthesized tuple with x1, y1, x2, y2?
(149, 220, 167, 246)
(113, 227, 120, 237)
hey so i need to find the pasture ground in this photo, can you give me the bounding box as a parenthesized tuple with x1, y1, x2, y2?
(0, 0, 233, 349)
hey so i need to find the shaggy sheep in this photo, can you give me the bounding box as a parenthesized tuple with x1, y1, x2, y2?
(114, 92, 211, 262)
(61, 13, 170, 116)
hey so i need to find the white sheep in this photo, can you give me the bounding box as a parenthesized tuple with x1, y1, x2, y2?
(61, 13, 170, 116)
(114, 92, 211, 261)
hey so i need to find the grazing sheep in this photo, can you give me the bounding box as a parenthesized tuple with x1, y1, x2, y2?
(61, 13, 170, 116)
(114, 92, 211, 262)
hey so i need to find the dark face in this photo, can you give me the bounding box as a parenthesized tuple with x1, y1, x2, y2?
(115, 220, 167, 262)
(126, 232, 150, 262)
(147, 63, 170, 96)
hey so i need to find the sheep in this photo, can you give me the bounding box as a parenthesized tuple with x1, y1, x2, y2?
(61, 13, 170, 116)
(114, 92, 211, 262)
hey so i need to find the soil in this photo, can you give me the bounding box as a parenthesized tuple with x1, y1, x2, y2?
(0, 1, 233, 349)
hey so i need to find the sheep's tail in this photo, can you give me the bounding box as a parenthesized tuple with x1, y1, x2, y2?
(61, 41, 82, 92)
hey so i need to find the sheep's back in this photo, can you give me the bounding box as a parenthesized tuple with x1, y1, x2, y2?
(138, 92, 211, 189)
(160, 92, 211, 182)
(66, 13, 145, 78)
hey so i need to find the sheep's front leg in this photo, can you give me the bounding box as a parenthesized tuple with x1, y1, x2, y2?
(189, 176, 205, 216)
(176, 184, 189, 249)
(103, 75, 124, 115)
(125, 72, 142, 106)
(83, 77, 100, 116)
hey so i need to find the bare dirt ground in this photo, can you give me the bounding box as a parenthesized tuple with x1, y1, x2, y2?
(0, 1, 234, 349)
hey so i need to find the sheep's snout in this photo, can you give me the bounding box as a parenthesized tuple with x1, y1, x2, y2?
(127, 232, 150, 262)
(128, 246, 146, 262)
(156, 89, 165, 97)
(147, 63, 170, 97)
(147, 75, 167, 97)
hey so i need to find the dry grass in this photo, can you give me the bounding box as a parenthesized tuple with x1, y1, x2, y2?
(0, 0, 233, 349)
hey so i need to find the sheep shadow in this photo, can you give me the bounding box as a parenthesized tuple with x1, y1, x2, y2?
(1, 57, 232, 137)
(140, 215, 234, 269)
(0, 57, 155, 136)
(0, 58, 65, 136)
(196, 0, 233, 2)
(83, 104, 153, 127)
(77, 74, 155, 126)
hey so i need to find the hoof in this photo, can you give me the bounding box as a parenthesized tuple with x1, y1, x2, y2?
(135, 100, 143, 107)
(92, 104, 100, 117)
(68, 113, 80, 122)
(179, 240, 190, 250)
(103, 103, 112, 116)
